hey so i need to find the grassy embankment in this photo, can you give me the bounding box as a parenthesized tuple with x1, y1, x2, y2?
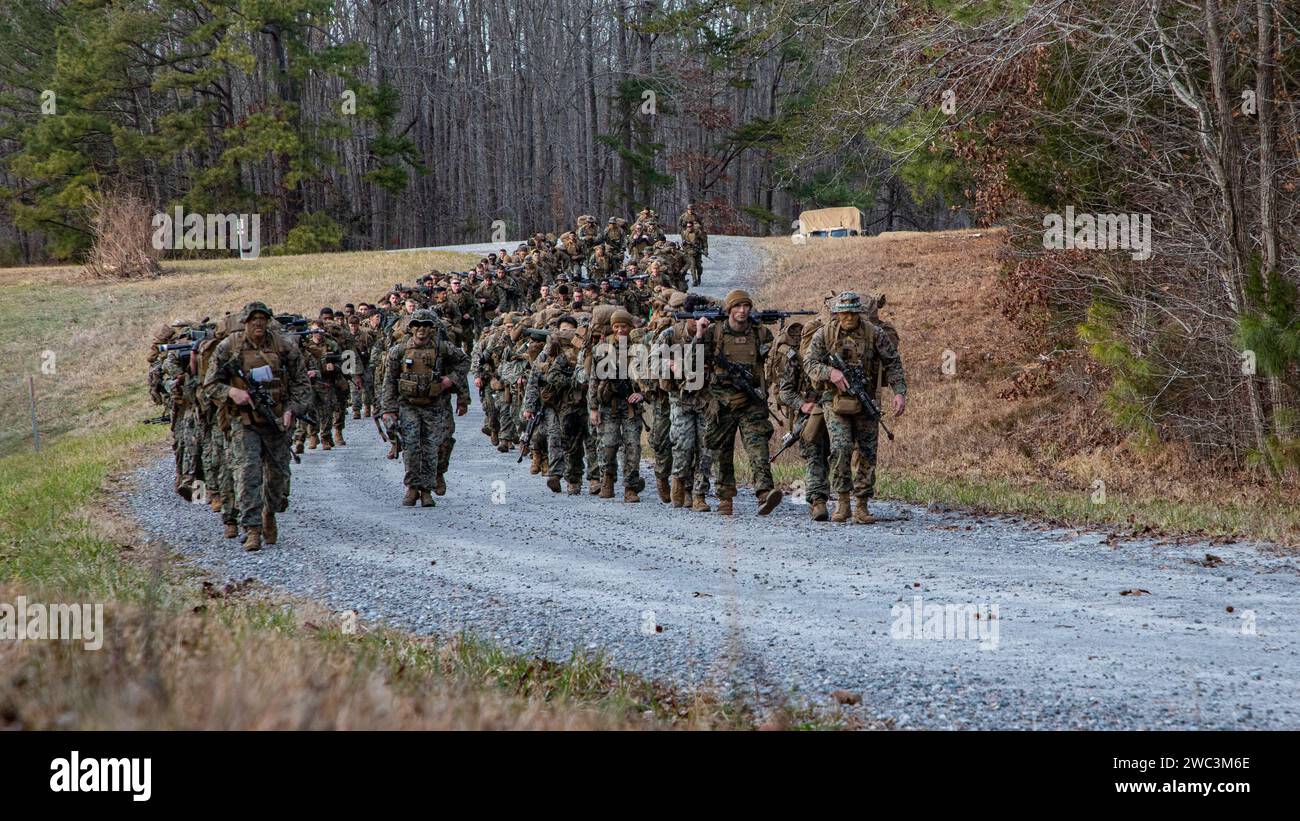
(753, 230, 1299, 547)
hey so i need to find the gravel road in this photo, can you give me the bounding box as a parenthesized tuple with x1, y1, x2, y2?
(127, 236, 1300, 729)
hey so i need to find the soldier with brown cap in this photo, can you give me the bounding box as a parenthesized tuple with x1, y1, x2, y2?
(689, 289, 783, 516)
(203, 302, 312, 551)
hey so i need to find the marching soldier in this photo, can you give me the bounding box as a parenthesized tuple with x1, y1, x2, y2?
(587, 309, 645, 502)
(689, 289, 783, 516)
(380, 309, 470, 507)
(203, 302, 311, 551)
(801, 292, 906, 524)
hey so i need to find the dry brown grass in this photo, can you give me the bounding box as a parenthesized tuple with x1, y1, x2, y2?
(0, 249, 471, 454)
(758, 230, 1300, 544)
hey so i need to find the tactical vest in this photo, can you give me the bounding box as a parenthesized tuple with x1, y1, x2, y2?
(713, 321, 764, 390)
(228, 331, 287, 423)
(397, 342, 444, 406)
(824, 318, 876, 371)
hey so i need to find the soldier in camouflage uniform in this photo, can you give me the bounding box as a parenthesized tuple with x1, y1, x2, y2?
(523, 318, 588, 494)
(380, 309, 470, 507)
(295, 321, 342, 451)
(776, 325, 831, 521)
(203, 302, 312, 551)
(680, 220, 708, 287)
(689, 289, 783, 516)
(656, 313, 714, 511)
(634, 316, 674, 502)
(587, 309, 645, 502)
(801, 292, 907, 524)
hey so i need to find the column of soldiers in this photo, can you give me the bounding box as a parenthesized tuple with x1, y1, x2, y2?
(148, 204, 907, 552)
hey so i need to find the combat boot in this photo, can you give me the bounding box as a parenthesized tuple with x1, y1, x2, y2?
(670, 478, 686, 508)
(624, 487, 640, 503)
(599, 474, 615, 499)
(364, 404, 372, 418)
(243, 527, 262, 552)
(490, 431, 500, 447)
(223, 522, 239, 539)
(716, 497, 733, 515)
(387, 442, 399, 460)
(497, 442, 511, 453)
(831, 493, 851, 523)
(540, 454, 550, 475)
(758, 488, 783, 516)
(307, 433, 318, 449)
(567, 481, 582, 495)
(547, 476, 561, 493)
(353, 408, 361, 419)
(294, 441, 304, 454)
(402, 487, 419, 506)
(420, 489, 435, 507)
(691, 494, 711, 513)
(209, 493, 222, 512)
(657, 477, 671, 504)
(334, 427, 346, 446)
(588, 478, 602, 495)
(261, 510, 278, 545)
(810, 499, 829, 522)
(529, 451, 542, 475)
(322, 438, 333, 451)
(435, 474, 447, 496)
(853, 497, 877, 524)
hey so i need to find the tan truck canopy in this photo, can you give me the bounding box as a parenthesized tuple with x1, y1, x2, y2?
(797, 206, 863, 235)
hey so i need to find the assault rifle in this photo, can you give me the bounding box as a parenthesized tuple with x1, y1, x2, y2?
(220, 359, 316, 462)
(517, 410, 543, 463)
(769, 410, 809, 462)
(375, 413, 403, 456)
(672, 309, 816, 326)
(824, 353, 895, 441)
(713, 350, 769, 409)
(142, 413, 171, 425)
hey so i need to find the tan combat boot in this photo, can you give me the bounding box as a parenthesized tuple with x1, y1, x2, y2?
(261, 510, 278, 545)
(588, 478, 601, 495)
(209, 493, 222, 512)
(243, 527, 262, 552)
(853, 497, 877, 524)
(831, 493, 851, 523)
(364, 404, 372, 418)
(567, 481, 582, 495)
(599, 475, 616, 498)
(387, 442, 399, 460)
(657, 477, 671, 504)
(223, 522, 239, 539)
(420, 489, 435, 507)
(624, 487, 640, 503)
(490, 431, 500, 447)
(529, 451, 542, 475)
(670, 478, 686, 508)
(334, 427, 346, 446)
(322, 438, 333, 450)
(717, 489, 734, 515)
(434, 474, 447, 496)
(307, 433, 318, 449)
(546, 476, 561, 493)
(353, 408, 361, 419)
(402, 487, 419, 506)
(539, 454, 549, 475)
(810, 499, 829, 522)
(294, 441, 304, 454)
(691, 494, 711, 512)
(758, 488, 783, 516)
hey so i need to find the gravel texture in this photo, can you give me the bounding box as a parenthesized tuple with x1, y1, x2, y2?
(125, 236, 1300, 728)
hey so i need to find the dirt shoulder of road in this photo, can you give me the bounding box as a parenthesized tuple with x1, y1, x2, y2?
(758, 230, 1299, 547)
